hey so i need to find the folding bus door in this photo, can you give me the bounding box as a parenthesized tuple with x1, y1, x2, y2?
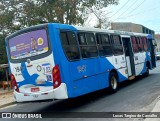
(122, 37, 135, 77)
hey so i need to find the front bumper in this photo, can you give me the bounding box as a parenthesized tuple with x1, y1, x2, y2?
(14, 83, 68, 102)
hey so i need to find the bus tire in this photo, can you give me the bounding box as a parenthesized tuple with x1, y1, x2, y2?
(144, 66, 149, 77)
(108, 72, 118, 93)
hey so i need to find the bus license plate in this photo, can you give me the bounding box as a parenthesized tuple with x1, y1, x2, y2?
(31, 88, 40, 92)
(32, 95, 38, 98)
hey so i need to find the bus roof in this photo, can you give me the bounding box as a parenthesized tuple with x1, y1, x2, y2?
(75, 25, 151, 38)
(6, 23, 153, 41)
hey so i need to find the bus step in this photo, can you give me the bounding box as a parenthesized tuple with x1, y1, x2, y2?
(128, 76, 135, 80)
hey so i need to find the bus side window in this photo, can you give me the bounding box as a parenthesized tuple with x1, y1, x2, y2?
(60, 32, 69, 45)
(67, 31, 77, 45)
(140, 37, 144, 52)
(78, 33, 87, 45)
(110, 35, 123, 55)
(137, 37, 144, 52)
(86, 33, 96, 45)
(96, 34, 101, 44)
(96, 33, 113, 56)
(131, 36, 139, 53)
(143, 37, 148, 51)
(60, 31, 80, 61)
(78, 32, 98, 58)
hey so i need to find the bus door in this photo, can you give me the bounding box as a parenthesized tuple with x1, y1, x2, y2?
(149, 39, 156, 68)
(122, 37, 135, 76)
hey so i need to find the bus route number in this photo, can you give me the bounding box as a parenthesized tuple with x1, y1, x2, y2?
(42, 63, 51, 75)
(15, 67, 22, 73)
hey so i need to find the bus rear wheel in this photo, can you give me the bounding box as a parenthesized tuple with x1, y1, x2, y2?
(108, 72, 118, 93)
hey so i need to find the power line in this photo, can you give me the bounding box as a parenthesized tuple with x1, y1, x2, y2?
(124, 0, 146, 16)
(110, 0, 139, 19)
(112, 6, 159, 21)
(110, 0, 130, 18)
(112, 0, 147, 21)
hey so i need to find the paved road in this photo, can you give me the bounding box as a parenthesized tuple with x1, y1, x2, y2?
(1, 61, 160, 121)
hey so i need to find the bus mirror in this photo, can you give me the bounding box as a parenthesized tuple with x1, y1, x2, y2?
(153, 39, 157, 46)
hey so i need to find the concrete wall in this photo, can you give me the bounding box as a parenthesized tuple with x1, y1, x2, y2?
(111, 23, 132, 32)
(110, 22, 155, 38)
(131, 24, 142, 33)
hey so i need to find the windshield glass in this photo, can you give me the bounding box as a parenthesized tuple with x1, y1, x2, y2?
(9, 29, 49, 60)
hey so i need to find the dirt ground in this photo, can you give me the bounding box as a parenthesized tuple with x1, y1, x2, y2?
(0, 90, 15, 107)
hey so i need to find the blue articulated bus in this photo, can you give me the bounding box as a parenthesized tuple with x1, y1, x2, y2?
(5, 23, 156, 102)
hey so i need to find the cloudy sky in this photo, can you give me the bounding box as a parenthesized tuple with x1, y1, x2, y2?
(87, 0, 160, 34)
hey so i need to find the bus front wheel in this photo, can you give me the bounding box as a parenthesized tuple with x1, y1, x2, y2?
(108, 72, 118, 93)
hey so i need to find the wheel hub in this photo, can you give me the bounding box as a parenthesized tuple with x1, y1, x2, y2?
(111, 76, 117, 90)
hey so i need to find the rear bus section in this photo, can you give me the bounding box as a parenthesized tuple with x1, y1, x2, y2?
(6, 24, 68, 102)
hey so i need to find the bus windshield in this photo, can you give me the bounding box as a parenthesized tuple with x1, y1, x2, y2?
(9, 29, 49, 60)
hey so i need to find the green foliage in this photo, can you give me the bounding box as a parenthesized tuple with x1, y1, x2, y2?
(0, 0, 119, 64)
(0, 35, 7, 64)
(0, 0, 119, 33)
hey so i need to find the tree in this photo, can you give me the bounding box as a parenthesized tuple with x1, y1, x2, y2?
(0, 34, 7, 64)
(0, 0, 119, 34)
(0, 0, 119, 64)
(90, 9, 112, 29)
